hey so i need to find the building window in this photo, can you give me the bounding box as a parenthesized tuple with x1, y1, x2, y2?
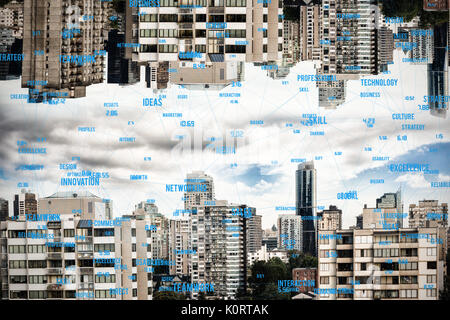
(320, 276, 329, 284)
(159, 44, 178, 53)
(360, 263, 367, 271)
(427, 247, 436, 256)
(226, 14, 246, 22)
(426, 288, 437, 297)
(95, 274, 116, 283)
(225, 45, 246, 53)
(95, 290, 116, 299)
(29, 291, 47, 299)
(9, 275, 27, 284)
(195, 44, 206, 53)
(196, 14, 206, 22)
(159, 0, 178, 6)
(400, 276, 417, 284)
(159, 14, 178, 22)
(29, 275, 47, 284)
(427, 261, 437, 269)
(9, 260, 26, 269)
(228, 29, 246, 38)
(427, 275, 436, 283)
(10, 291, 27, 299)
(133, 288, 138, 297)
(320, 263, 329, 271)
(399, 262, 418, 270)
(226, 0, 246, 6)
(141, 29, 158, 37)
(8, 245, 26, 253)
(400, 289, 417, 299)
(158, 29, 178, 38)
(64, 229, 75, 237)
(140, 14, 158, 22)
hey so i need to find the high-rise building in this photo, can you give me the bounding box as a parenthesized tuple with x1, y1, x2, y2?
(317, 226, 447, 300)
(319, 0, 378, 76)
(2, 0, 23, 38)
(262, 225, 278, 251)
(169, 218, 190, 276)
(277, 214, 302, 251)
(0, 198, 8, 221)
(190, 200, 249, 298)
(246, 214, 262, 254)
(299, 2, 320, 61)
(283, 19, 300, 64)
(318, 205, 342, 231)
(0, 214, 154, 300)
(130, 0, 283, 65)
(21, 0, 110, 101)
(133, 202, 169, 261)
(428, 22, 448, 118)
(377, 26, 394, 72)
(38, 191, 112, 220)
(361, 191, 404, 230)
(409, 200, 448, 228)
(184, 171, 215, 210)
(295, 161, 317, 255)
(106, 29, 141, 85)
(409, 28, 434, 65)
(13, 189, 37, 219)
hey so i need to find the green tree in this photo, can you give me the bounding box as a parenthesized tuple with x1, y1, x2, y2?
(287, 250, 318, 274)
(249, 257, 290, 299)
(380, 0, 421, 23)
(153, 291, 185, 300)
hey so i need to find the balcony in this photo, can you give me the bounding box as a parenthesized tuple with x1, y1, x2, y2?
(47, 268, 63, 275)
(77, 252, 94, 259)
(79, 267, 94, 274)
(47, 253, 63, 259)
(179, 23, 193, 29)
(47, 284, 63, 291)
(208, 7, 224, 14)
(79, 282, 94, 290)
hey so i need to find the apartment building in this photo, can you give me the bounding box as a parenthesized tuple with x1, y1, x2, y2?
(317, 227, 447, 300)
(130, 0, 283, 65)
(319, 0, 378, 76)
(2, 1, 23, 38)
(0, 213, 154, 300)
(169, 218, 190, 276)
(189, 200, 249, 299)
(14, 189, 37, 219)
(37, 191, 112, 220)
(409, 200, 448, 228)
(0, 198, 8, 222)
(318, 205, 342, 231)
(247, 244, 288, 265)
(299, 2, 320, 61)
(277, 214, 302, 251)
(22, 0, 110, 101)
(246, 214, 262, 254)
(283, 19, 300, 64)
(184, 171, 215, 210)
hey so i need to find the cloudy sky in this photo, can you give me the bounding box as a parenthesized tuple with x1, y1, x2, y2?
(0, 49, 449, 229)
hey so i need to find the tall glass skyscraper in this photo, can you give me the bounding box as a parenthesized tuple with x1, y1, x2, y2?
(295, 161, 317, 256)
